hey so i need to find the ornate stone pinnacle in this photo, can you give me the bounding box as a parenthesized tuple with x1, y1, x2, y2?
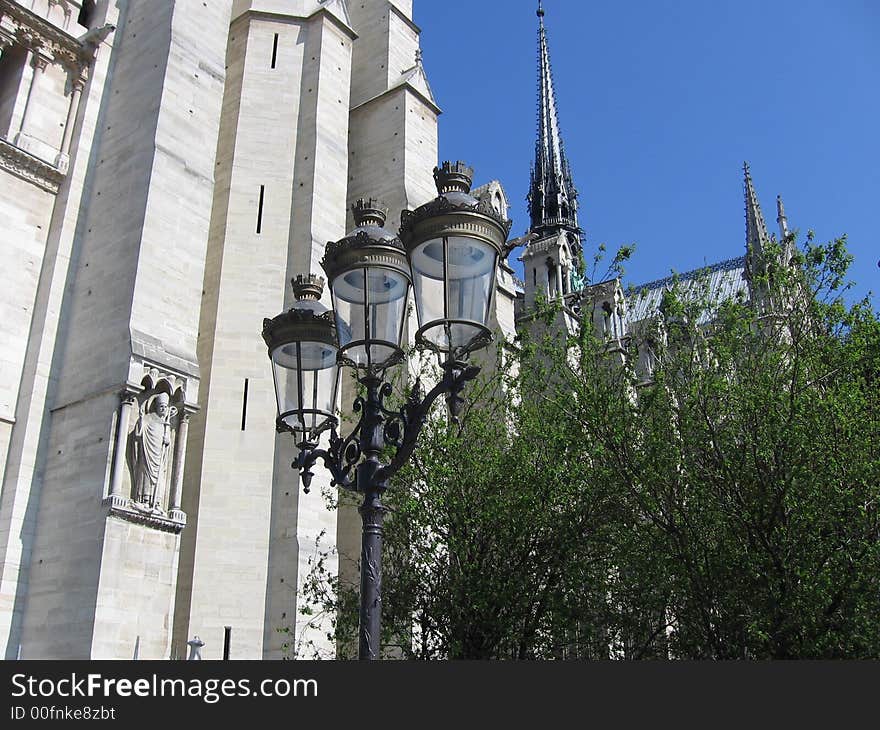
(433, 160, 474, 195)
(290, 273, 324, 300)
(352, 198, 387, 227)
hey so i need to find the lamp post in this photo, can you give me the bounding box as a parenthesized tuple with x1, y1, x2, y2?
(262, 161, 511, 660)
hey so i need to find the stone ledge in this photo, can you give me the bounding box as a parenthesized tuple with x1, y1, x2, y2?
(105, 497, 186, 534)
(0, 137, 64, 193)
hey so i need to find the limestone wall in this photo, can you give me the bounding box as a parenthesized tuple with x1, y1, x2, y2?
(12, 0, 231, 658)
(177, 5, 353, 660)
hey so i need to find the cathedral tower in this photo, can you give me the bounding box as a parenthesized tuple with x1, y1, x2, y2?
(174, 0, 438, 659)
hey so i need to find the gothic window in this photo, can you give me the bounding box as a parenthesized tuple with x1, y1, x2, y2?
(602, 300, 613, 338)
(492, 191, 503, 216)
(77, 0, 96, 29)
(0, 44, 27, 138)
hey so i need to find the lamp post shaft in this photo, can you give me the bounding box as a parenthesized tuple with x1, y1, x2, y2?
(356, 376, 387, 660)
(358, 486, 385, 660)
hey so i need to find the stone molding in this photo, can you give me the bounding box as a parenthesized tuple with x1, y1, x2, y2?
(234, 6, 357, 41)
(521, 234, 565, 257)
(104, 497, 186, 534)
(0, 137, 64, 192)
(0, 0, 100, 79)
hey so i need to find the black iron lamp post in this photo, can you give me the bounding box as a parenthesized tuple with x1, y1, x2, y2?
(262, 161, 511, 660)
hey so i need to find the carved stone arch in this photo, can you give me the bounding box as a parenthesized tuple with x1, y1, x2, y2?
(46, 0, 73, 31)
(141, 368, 160, 392)
(154, 378, 174, 397)
(560, 237, 571, 264)
(171, 383, 186, 404)
(492, 190, 504, 215)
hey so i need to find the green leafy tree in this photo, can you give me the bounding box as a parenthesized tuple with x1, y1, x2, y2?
(565, 234, 880, 658)
(295, 234, 879, 659)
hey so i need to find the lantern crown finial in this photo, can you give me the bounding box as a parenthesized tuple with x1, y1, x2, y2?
(352, 198, 388, 228)
(291, 273, 324, 301)
(433, 161, 474, 195)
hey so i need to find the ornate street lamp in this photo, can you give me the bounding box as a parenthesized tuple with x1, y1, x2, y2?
(263, 163, 511, 660)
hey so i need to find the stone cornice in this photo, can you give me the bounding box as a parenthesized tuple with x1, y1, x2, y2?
(388, 3, 422, 36)
(234, 7, 358, 41)
(519, 232, 566, 258)
(350, 78, 442, 117)
(0, 137, 64, 193)
(0, 0, 96, 74)
(105, 496, 186, 534)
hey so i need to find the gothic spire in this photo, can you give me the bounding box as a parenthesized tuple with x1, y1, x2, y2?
(776, 194, 789, 239)
(528, 1, 580, 246)
(743, 161, 769, 252)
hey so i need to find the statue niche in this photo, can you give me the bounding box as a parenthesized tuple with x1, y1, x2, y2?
(127, 389, 179, 512)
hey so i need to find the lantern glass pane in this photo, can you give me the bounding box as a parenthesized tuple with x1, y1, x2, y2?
(410, 237, 446, 336)
(447, 236, 496, 326)
(331, 266, 409, 368)
(272, 340, 339, 440)
(410, 236, 497, 352)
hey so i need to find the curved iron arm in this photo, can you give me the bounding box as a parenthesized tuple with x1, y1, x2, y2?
(288, 360, 480, 491)
(376, 361, 480, 483)
(293, 421, 361, 493)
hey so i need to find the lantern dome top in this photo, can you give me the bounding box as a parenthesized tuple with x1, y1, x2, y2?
(291, 273, 325, 301)
(322, 199, 404, 273)
(261, 275, 336, 354)
(399, 161, 513, 241)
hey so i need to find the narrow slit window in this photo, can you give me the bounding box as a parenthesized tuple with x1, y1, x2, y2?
(241, 378, 249, 431)
(271, 34, 279, 69)
(256, 186, 265, 234)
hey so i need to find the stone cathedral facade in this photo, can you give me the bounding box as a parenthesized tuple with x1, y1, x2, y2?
(0, 0, 487, 660)
(0, 0, 788, 660)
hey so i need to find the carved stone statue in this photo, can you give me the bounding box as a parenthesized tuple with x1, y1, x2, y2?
(130, 392, 175, 510)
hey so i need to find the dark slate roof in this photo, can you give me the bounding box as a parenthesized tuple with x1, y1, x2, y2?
(626, 255, 748, 325)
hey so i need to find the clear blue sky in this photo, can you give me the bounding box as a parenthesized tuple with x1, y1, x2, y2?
(415, 0, 879, 301)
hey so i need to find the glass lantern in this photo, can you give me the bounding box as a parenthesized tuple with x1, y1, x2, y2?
(262, 274, 340, 444)
(399, 161, 511, 360)
(322, 199, 412, 371)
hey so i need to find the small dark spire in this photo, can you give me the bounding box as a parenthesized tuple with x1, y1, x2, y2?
(537, 0, 544, 18)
